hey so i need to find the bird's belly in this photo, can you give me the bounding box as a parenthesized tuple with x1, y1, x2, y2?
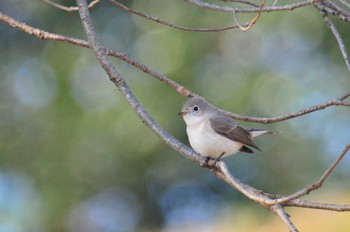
(186, 123, 243, 159)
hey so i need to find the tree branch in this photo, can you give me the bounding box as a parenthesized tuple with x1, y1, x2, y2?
(76, 1, 307, 230)
(266, 144, 350, 205)
(285, 198, 350, 211)
(320, 11, 350, 72)
(41, 0, 100, 12)
(2, 1, 350, 230)
(187, 0, 350, 23)
(186, 0, 319, 14)
(223, 92, 350, 123)
(1, 11, 349, 126)
(231, 0, 266, 31)
(75, 0, 204, 165)
(219, 0, 260, 7)
(0, 12, 192, 97)
(108, 0, 245, 32)
(315, 1, 350, 23)
(271, 205, 299, 232)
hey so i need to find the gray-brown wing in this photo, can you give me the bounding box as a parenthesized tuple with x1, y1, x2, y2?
(209, 114, 260, 150)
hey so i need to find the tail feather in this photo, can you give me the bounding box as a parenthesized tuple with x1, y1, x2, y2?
(249, 129, 279, 138)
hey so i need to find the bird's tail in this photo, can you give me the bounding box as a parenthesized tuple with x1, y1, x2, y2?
(249, 129, 279, 138)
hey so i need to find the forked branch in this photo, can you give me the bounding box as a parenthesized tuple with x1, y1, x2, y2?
(0, 11, 349, 125)
(1, 1, 350, 230)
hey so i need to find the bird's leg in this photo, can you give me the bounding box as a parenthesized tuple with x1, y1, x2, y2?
(212, 152, 225, 167)
(217, 152, 225, 161)
(203, 152, 225, 168)
(204, 157, 211, 167)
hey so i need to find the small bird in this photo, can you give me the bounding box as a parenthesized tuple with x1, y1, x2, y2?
(179, 96, 276, 162)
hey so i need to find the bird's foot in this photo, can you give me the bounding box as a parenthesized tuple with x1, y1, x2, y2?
(202, 153, 225, 169)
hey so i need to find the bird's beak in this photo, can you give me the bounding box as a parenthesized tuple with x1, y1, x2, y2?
(178, 111, 187, 116)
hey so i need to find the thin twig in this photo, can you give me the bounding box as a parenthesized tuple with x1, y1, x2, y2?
(3, 4, 350, 230)
(311, 144, 350, 190)
(232, 0, 266, 31)
(259, 192, 350, 211)
(215, 144, 350, 207)
(321, 12, 350, 73)
(0, 12, 192, 97)
(109, 0, 245, 32)
(268, 144, 350, 205)
(214, 144, 350, 230)
(220, 0, 260, 7)
(223, 92, 350, 123)
(41, 0, 100, 12)
(186, 0, 319, 13)
(285, 198, 350, 212)
(1, 11, 349, 125)
(75, 3, 304, 229)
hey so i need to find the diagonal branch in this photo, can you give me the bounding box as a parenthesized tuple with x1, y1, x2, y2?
(315, 1, 350, 23)
(75, 0, 204, 165)
(1, 11, 349, 126)
(75, 1, 304, 230)
(263, 144, 350, 205)
(271, 205, 299, 232)
(320, 11, 350, 72)
(3, 3, 349, 230)
(109, 0, 245, 32)
(0, 12, 192, 97)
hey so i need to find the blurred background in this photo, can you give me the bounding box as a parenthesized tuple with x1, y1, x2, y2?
(0, 0, 350, 231)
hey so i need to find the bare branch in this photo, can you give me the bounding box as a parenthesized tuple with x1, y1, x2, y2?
(311, 144, 350, 190)
(267, 144, 350, 205)
(108, 0, 244, 32)
(75, 2, 307, 229)
(219, 0, 260, 7)
(232, 0, 266, 31)
(1, 11, 349, 125)
(0, 12, 192, 97)
(271, 205, 299, 232)
(213, 161, 272, 204)
(186, 0, 319, 13)
(41, 0, 100, 12)
(3, 2, 350, 230)
(75, 0, 204, 166)
(258, 192, 350, 211)
(321, 12, 350, 72)
(212, 144, 350, 231)
(286, 198, 350, 211)
(223, 92, 350, 123)
(315, 1, 350, 23)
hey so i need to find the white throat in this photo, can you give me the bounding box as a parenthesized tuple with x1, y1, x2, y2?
(182, 113, 206, 127)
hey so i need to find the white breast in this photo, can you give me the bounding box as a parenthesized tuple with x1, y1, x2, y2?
(183, 114, 243, 159)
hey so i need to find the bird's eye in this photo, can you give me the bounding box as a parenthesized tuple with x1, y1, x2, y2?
(193, 106, 199, 112)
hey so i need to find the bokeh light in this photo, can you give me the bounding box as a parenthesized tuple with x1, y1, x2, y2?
(1, 0, 349, 231)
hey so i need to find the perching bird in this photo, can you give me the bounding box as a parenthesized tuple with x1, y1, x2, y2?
(179, 96, 276, 161)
